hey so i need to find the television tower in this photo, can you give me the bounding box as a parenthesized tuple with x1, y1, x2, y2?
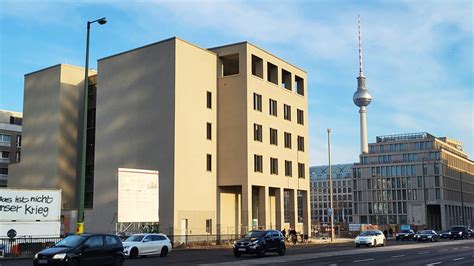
(353, 15, 372, 154)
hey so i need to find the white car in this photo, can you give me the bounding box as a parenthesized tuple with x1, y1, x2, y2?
(355, 230, 386, 247)
(122, 233, 172, 258)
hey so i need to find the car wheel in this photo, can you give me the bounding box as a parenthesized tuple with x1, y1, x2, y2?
(233, 251, 241, 257)
(113, 255, 124, 266)
(355, 244, 360, 248)
(68, 259, 80, 266)
(256, 247, 265, 257)
(160, 246, 169, 257)
(278, 243, 286, 256)
(129, 247, 139, 259)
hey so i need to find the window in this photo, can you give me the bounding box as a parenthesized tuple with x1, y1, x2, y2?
(298, 163, 305, 178)
(220, 54, 239, 76)
(254, 124, 262, 142)
(105, 236, 120, 245)
(435, 176, 440, 187)
(206, 123, 212, 140)
(251, 55, 263, 78)
(295, 75, 304, 96)
(16, 151, 20, 162)
(269, 99, 278, 116)
(285, 161, 292, 177)
(270, 128, 278, 145)
(284, 132, 292, 148)
(284, 104, 291, 121)
(253, 93, 262, 111)
(297, 109, 304, 125)
(270, 158, 278, 175)
(0, 134, 11, 144)
(435, 188, 440, 200)
(207, 91, 212, 109)
(1, 151, 9, 159)
(0, 168, 8, 175)
(16, 135, 21, 147)
(267, 62, 278, 85)
(254, 155, 263, 173)
(297, 136, 304, 151)
(417, 176, 422, 188)
(282, 69, 292, 90)
(84, 236, 104, 248)
(206, 154, 212, 171)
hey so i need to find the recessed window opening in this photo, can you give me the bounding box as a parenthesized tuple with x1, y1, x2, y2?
(267, 62, 278, 85)
(220, 54, 239, 76)
(251, 55, 263, 78)
(282, 69, 292, 90)
(295, 75, 304, 96)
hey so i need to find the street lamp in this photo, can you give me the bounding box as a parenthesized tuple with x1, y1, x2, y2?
(77, 17, 107, 235)
(327, 128, 334, 242)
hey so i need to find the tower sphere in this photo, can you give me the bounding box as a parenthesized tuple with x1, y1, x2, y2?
(353, 87, 372, 107)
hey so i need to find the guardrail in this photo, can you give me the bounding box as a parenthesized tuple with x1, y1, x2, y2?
(0, 237, 63, 258)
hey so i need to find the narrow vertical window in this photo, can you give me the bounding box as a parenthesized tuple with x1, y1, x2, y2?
(253, 93, 262, 111)
(270, 128, 278, 145)
(254, 124, 262, 142)
(270, 158, 278, 175)
(206, 123, 212, 140)
(297, 136, 305, 151)
(297, 109, 304, 125)
(269, 99, 277, 116)
(206, 154, 212, 171)
(284, 132, 292, 149)
(285, 160, 292, 177)
(284, 104, 291, 121)
(254, 155, 263, 173)
(207, 91, 212, 109)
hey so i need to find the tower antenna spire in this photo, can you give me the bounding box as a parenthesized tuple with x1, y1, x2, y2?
(358, 14, 364, 77)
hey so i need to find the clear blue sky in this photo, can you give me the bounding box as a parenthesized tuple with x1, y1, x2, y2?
(1, 0, 472, 165)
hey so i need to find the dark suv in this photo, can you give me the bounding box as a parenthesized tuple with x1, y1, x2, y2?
(395, 229, 415, 241)
(33, 234, 124, 266)
(449, 225, 470, 239)
(233, 230, 285, 257)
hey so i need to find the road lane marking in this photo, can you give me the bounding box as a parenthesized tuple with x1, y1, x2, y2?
(418, 251, 430, 254)
(392, 255, 406, 258)
(453, 257, 464, 261)
(426, 262, 442, 265)
(353, 258, 374, 263)
(440, 249, 449, 252)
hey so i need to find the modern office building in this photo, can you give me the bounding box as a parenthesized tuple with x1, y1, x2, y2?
(10, 37, 310, 236)
(352, 132, 474, 231)
(310, 164, 354, 225)
(0, 110, 22, 187)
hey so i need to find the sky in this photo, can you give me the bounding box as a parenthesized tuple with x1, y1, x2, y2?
(0, 0, 472, 166)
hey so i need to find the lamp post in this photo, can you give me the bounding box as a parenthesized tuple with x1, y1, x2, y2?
(327, 128, 334, 242)
(77, 17, 107, 235)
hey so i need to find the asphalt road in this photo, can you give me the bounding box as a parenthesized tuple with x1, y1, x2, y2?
(1, 239, 472, 266)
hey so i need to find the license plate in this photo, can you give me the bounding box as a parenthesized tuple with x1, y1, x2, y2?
(238, 248, 246, 251)
(38, 259, 48, 264)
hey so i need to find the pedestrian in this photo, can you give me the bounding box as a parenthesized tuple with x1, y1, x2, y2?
(282, 228, 286, 238)
(389, 228, 393, 237)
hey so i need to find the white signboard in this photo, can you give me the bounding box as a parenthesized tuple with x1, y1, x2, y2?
(118, 168, 159, 223)
(0, 189, 61, 222)
(349, 224, 361, 231)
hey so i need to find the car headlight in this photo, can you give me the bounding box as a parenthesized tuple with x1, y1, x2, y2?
(34, 253, 38, 259)
(123, 246, 129, 250)
(459, 232, 463, 235)
(427, 236, 432, 238)
(52, 253, 67, 260)
(395, 234, 399, 237)
(250, 240, 259, 246)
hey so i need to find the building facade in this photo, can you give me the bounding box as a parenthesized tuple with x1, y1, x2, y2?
(310, 164, 354, 225)
(10, 37, 310, 236)
(352, 132, 474, 231)
(0, 110, 22, 187)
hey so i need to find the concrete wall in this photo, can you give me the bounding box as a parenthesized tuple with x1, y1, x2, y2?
(9, 64, 84, 210)
(90, 39, 177, 233)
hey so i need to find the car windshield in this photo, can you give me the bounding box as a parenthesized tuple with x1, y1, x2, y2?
(125, 235, 144, 242)
(359, 231, 376, 236)
(400, 230, 411, 233)
(55, 235, 87, 248)
(244, 231, 266, 238)
(452, 227, 465, 231)
(421, 230, 432, 234)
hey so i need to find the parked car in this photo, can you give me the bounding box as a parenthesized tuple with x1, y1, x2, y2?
(468, 227, 474, 237)
(449, 225, 470, 239)
(122, 233, 172, 258)
(440, 231, 452, 239)
(233, 230, 285, 257)
(415, 230, 440, 242)
(355, 230, 386, 247)
(395, 229, 416, 241)
(33, 234, 124, 266)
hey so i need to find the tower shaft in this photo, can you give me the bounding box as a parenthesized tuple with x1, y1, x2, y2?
(359, 106, 368, 154)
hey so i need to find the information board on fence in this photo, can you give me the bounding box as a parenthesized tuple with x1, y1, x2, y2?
(118, 168, 159, 223)
(0, 189, 61, 222)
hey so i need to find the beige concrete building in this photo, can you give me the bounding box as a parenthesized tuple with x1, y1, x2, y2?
(10, 37, 310, 236)
(0, 110, 22, 187)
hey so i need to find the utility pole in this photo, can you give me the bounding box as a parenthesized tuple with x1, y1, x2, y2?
(327, 128, 334, 242)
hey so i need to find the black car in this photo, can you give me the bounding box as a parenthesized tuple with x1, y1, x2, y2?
(395, 229, 415, 241)
(440, 231, 452, 239)
(449, 225, 470, 239)
(233, 230, 285, 257)
(415, 230, 440, 242)
(33, 234, 124, 266)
